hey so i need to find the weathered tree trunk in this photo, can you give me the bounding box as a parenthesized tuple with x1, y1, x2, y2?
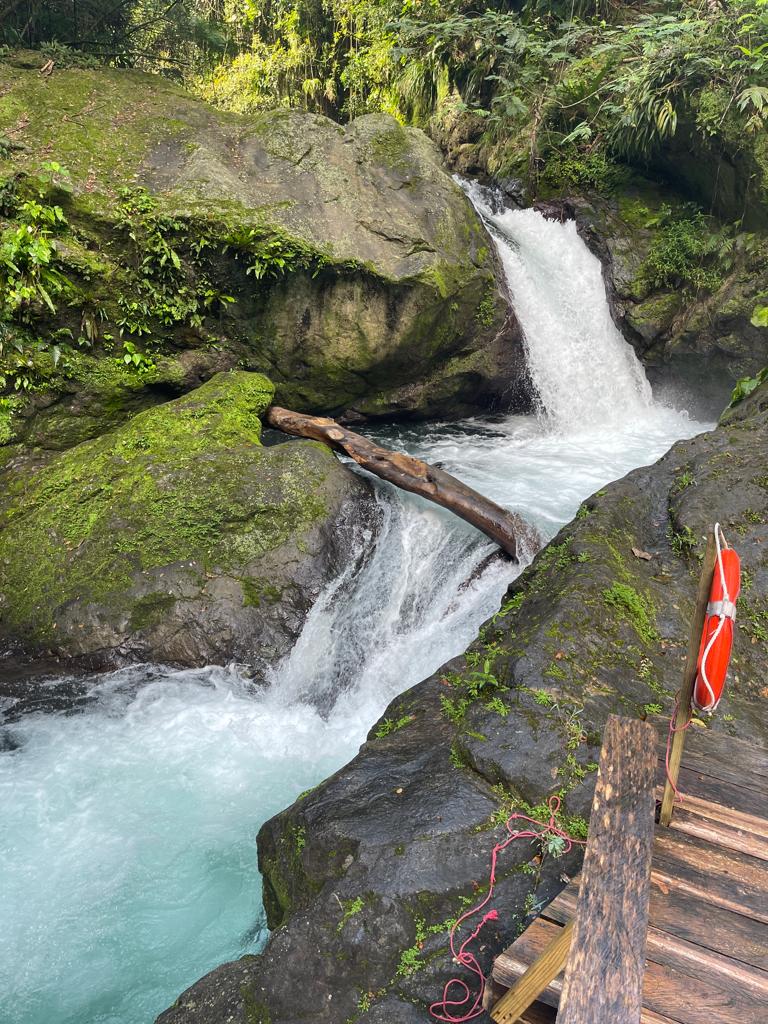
(266, 407, 540, 561)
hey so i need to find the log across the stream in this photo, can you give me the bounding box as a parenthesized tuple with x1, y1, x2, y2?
(266, 407, 540, 561)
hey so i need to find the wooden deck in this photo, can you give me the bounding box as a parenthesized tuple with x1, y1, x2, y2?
(486, 728, 768, 1024)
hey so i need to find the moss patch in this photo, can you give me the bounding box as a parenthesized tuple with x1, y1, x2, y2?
(0, 371, 336, 641)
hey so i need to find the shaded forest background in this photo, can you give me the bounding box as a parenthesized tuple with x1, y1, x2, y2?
(2, 1, 766, 190)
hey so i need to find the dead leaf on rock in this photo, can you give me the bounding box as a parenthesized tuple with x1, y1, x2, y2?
(632, 547, 653, 561)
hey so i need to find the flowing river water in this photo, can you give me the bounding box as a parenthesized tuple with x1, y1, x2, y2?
(0, 186, 712, 1024)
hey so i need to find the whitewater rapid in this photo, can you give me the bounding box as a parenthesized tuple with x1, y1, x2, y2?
(0, 191, 711, 1024)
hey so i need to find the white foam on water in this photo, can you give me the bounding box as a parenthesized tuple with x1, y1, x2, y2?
(460, 180, 655, 430)
(0, 183, 712, 1024)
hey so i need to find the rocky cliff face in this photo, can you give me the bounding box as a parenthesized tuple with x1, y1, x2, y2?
(565, 183, 768, 404)
(157, 383, 768, 1023)
(0, 55, 528, 446)
(0, 371, 377, 670)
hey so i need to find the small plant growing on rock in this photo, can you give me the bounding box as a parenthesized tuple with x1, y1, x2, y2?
(642, 703, 663, 716)
(531, 689, 555, 707)
(118, 340, 155, 374)
(465, 658, 503, 698)
(374, 712, 415, 738)
(602, 582, 659, 645)
(337, 896, 364, 932)
(669, 524, 698, 558)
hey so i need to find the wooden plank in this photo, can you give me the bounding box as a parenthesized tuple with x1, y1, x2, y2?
(654, 760, 768, 820)
(491, 919, 574, 1023)
(645, 929, 768, 1002)
(492, 916, 564, 1008)
(651, 827, 768, 923)
(492, 917, 691, 1024)
(640, 957, 768, 1024)
(667, 804, 768, 861)
(557, 716, 657, 1024)
(675, 793, 768, 840)
(681, 729, 768, 783)
(655, 731, 768, 788)
(660, 533, 717, 826)
(548, 883, 768, 972)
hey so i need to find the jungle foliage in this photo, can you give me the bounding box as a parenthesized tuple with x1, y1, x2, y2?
(4, 3, 767, 168)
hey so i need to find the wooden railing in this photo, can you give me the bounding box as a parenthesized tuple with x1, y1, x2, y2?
(491, 715, 658, 1024)
(490, 532, 721, 1024)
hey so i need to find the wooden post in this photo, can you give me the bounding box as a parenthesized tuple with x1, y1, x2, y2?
(659, 531, 717, 826)
(491, 920, 574, 1024)
(556, 716, 657, 1024)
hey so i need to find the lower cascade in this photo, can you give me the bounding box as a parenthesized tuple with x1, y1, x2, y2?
(0, 199, 710, 1024)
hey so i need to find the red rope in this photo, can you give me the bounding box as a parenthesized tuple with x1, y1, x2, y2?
(664, 695, 692, 805)
(429, 795, 586, 1023)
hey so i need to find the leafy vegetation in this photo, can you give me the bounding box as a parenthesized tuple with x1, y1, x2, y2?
(374, 712, 415, 738)
(6, 3, 767, 198)
(337, 896, 365, 931)
(602, 582, 659, 646)
(728, 366, 768, 408)
(0, 166, 80, 390)
(0, 156, 345, 401)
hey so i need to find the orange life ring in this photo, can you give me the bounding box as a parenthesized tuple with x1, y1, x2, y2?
(692, 534, 741, 714)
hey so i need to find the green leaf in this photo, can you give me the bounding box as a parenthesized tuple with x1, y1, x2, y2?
(750, 305, 768, 328)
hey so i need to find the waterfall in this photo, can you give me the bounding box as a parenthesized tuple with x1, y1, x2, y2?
(0, 186, 710, 1024)
(460, 181, 655, 429)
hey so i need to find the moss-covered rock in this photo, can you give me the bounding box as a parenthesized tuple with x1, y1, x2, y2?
(0, 61, 527, 437)
(558, 180, 768, 398)
(0, 370, 377, 668)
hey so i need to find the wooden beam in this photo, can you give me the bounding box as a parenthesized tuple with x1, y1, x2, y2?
(659, 532, 717, 826)
(265, 406, 539, 561)
(556, 715, 657, 1024)
(492, 919, 575, 1023)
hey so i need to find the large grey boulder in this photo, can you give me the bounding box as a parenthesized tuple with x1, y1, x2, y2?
(0, 371, 377, 671)
(0, 60, 527, 446)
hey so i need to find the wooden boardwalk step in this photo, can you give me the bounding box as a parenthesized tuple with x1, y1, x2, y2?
(651, 827, 768, 923)
(491, 730, 768, 1024)
(665, 799, 768, 861)
(491, 915, 715, 1024)
(547, 880, 768, 973)
(655, 760, 768, 821)
(678, 729, 768, 785)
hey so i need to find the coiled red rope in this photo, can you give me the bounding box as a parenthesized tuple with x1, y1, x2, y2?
(429, 795, 586, 1023)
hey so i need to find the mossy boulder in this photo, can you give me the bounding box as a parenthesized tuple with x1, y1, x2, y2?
(0, 59, 526, 440)
(0, 371, 377, 669)
(157, 384, 768, 1024)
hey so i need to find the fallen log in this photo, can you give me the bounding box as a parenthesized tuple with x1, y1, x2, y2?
(265, 407, 540, 561)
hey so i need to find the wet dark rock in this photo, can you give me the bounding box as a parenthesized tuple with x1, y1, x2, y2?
(562, 183, 768, 398)
(158, 381, 768, 1024)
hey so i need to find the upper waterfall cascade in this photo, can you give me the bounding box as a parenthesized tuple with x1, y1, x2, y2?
(461, 181, 655, 429)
